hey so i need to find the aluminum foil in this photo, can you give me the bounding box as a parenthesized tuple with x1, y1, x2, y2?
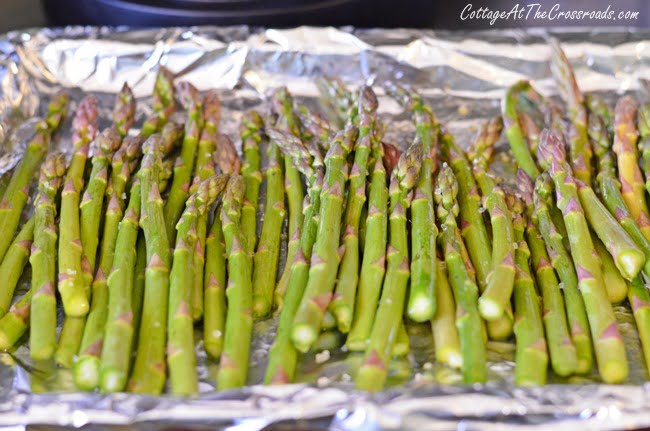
(1, 25, 650, 430)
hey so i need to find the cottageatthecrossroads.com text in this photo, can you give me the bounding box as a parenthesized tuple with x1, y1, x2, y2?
(460, 4, 640, 26)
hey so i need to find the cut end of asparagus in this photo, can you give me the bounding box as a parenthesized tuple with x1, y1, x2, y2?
(63, 294, 90, 317)
(291, 324, 318, 353)
(331, 305, 352, 334)
(252, 296, 272, 320)
(345, 337, 367, 352)
(478, 296, 504, 321)
(617, 250, 646, 281)
(407, 296, 436, 323)
(73, 357, 100, 391)
(100, 369, 128, 394)
(438, 347, 463, 369)
(551, 344, 579, 377)
(355, 362, 387, 392)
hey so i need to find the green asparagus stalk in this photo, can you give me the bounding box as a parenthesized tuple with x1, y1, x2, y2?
(467, 117, 515, 322)
(576, 179, 644, 281)
(152, 66, 176, 125)
(346, 146, 389, 351)
(592, 233, 628, 303)
(79, 128, 122, 291)
(239, 111, 265, 255)
(0, 218, 34, 318)
(549, 39, 591, 185)
(330, 88, 378, 331)
(128, 135, 174, 395)
(518, 111, 541, 159)
(441, 132, 513, 339)
(264, 128, 323, 383)
(57, 95, 99, 318)
(315, 77, 356, 127)
(537, 129, 628, 383)
(203, 201, 227, 359)
(638, 103, 650, 195)
(355, 140, 422, 392)
(252, 132, 286, 318)
(628, 276, 650, 375)
(218, 175, 254, 390)
(433, 164, 487, 384)
(163, 83, 202, 244)
(431, 259, 462, 369)
(168, 176, 227, 395)
(112, 82, 136, 137)
(385, 83, 438, 322)
(291, 126, 358, 353)
(97, 178, 142, 393)
(588, 100, 650, 276)
(0, 92, 68, 263)
(272, 88, 306, 309)
(502, 80, 541, 178)
(29, 153, 67, 360)
(508, 192, 548, 386)
(76, 138, 142, 390)
(517, 169, 577, 377)
(612, 96, 650, 241)
(533, 173, 593, 374)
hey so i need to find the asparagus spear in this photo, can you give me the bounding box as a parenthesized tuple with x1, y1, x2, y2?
(315, 77, 356, 127)
(75, 137, 142, 391)
(185, 93, 221, 322)
(433, 164, 487, 384)
(0, 93, 68, 263)
(612, 96, 650, 241)
(575, 179, 644, 281)
(291, 126, 358, 353)
(517, 170, 577, 377)
(97, 178, 141, 393)
(57, 95, 99, 318)
(239, 111, 265, 256)
(0, 218, 34, 318)
(467, 117, 515, 322)
(79, 128, 122, 292)
(628, 276, 650, 376)
(431, 259, 462, 369)
(272, 88, 305, 309)
(385, 83, 438, 323)
(168, 176, 227, 395)
(346, 146, 389, 350)
(637, 103, 650, 195)
(330, 87, 378, 331)
(588, 100, 650, 276)
(502, 80, 541, 178)
(218, 175, 254, 390)
(252, 131, 286, 318)
(537, 129, 628, 383)
(355, 140, 422, 392)
(203, 201, 227, 359)
(29, 153, 67, 360)
(533, 173, 593, 374)
(128, 135, 174, 395)
(592, 233, 628, 303)
(508, 191, 548, 386)
(163, 83, 201, 245)
(54, 96, 100, 368)
(549, 39, 591, 185)
(264, 128, 323, 383)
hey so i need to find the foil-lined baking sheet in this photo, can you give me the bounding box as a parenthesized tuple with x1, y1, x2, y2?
(1, 25, 650, 430)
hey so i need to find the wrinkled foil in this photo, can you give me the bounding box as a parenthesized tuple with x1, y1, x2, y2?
(1, 25, 650, 430)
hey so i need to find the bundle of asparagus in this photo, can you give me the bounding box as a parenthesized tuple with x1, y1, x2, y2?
(2, 38, 650, 396)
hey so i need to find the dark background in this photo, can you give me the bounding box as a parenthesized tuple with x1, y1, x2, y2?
(2, 0, 649, 33)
